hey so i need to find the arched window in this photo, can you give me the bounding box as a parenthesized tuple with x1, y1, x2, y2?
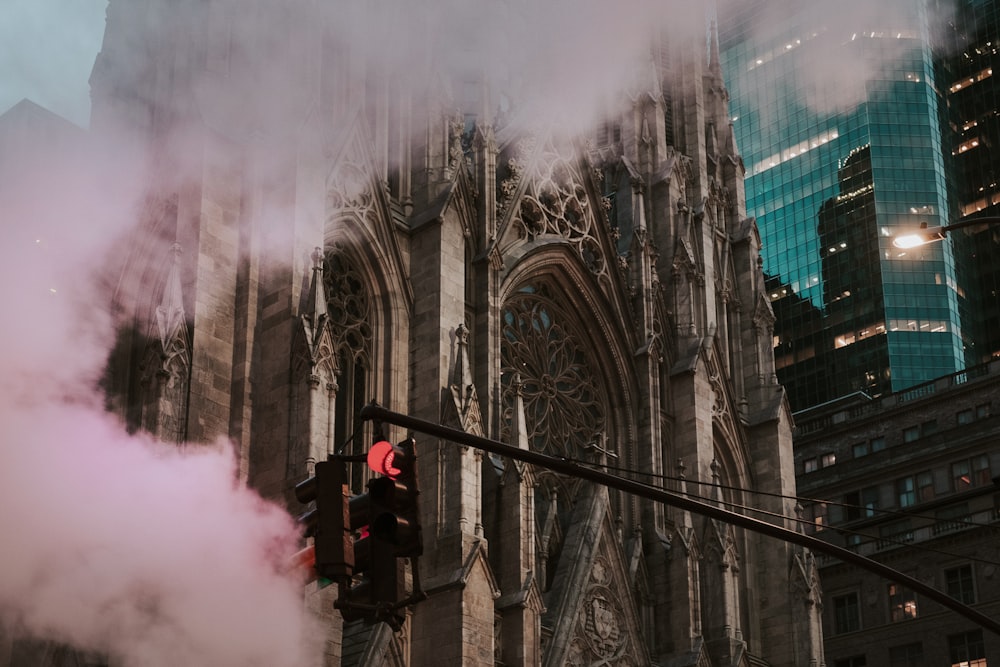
(324, 246, 373, 489)
(500, 280, 608, 592)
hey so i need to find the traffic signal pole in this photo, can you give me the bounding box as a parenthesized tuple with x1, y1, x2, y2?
(359, 403, 1000, 638)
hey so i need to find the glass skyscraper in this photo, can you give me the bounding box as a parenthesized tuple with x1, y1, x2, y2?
(941, 0, 1000, 365)
(720, 1, 970, 411)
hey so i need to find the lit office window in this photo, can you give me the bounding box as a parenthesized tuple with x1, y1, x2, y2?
(888, 584, 917, 622)
(953, 136, 982, 155)
(948, 629, 986, 667)
(952, 455, 991, 490)
(949, 66, 994, 92)
(807, 502, 828, 532)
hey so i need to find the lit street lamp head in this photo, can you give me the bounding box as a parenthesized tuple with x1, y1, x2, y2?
(892, 227, 946, 249)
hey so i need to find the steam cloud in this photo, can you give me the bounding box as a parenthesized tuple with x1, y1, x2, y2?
(719, 0, 959, 117)
(0, 0, 953, 664)
(0, 121, 321, 664)
(0, 406, 317, 666)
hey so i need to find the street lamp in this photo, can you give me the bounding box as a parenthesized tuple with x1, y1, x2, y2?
(892, 216, 1000, 248)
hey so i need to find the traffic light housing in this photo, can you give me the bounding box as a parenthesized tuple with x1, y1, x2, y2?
(367, 436, 422, 558)
(336, 435, 423, 628)
(295, 459, 353, 583)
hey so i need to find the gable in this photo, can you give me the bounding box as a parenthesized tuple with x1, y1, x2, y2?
(324, 112, 411, 309)
(542, 481, 650, 667)
(495, 133, 623, 299)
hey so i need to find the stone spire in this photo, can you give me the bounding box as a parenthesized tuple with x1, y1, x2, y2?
(300, 247, 331, 357)
(155, 242, 186, 351)
(453, 322, 474, 393)
(305, 247, 328, 324)
(708, 19, 723, 79)
(510, 373, 528, 450)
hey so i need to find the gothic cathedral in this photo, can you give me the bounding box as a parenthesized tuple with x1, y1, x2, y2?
(94, 2, 824, 665)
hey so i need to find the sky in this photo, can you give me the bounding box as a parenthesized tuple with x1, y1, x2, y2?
(0, 0, 107, 127)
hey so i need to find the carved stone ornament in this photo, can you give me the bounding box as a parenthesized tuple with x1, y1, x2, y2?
(571, 556, 635, 665)
(327, 142, 375, 217)
(502, 138, 611, 286)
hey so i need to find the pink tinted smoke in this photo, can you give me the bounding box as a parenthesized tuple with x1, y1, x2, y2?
(0, 404, 318, 666)
(0, 112, 318, 664)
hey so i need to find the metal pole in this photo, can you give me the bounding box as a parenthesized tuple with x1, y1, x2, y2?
(360, 403, 1000, 637)
(944, 215, 1000, 233)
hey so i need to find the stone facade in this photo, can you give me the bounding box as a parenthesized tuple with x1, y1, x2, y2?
(90, 3, 823, 665)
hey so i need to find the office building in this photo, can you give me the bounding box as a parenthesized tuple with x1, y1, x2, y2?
(720, 1, 969, 411)
(794, 361, 1000, 666)
(941, 0, 1000, 365)
(722, 5, 1000, 666)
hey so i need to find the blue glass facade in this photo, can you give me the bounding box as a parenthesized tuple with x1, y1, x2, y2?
(720, 3, 968, 411)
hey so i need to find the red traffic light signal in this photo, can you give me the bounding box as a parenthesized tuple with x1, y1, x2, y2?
(368, 438, 403, 477)
(324, 435, 423, 628)
(337, 459, 407, 625)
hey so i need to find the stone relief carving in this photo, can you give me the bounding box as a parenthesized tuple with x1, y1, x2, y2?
(327, 144, 375, 218)
(567, 556, 636, 666)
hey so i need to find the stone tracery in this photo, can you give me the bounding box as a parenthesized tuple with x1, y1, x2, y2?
(504, 142, 612, 286)
(323, 245, 373, 367)
(500, 282, 607, 460)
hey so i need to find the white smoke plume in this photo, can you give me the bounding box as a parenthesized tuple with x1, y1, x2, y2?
(719, 0, 959, 117)
(0, 406, 317, 667)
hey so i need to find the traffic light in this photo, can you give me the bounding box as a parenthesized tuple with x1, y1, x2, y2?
(295, 459, 353, 583)
(335, 435, 423, 628)
(367, 436, 422, 558)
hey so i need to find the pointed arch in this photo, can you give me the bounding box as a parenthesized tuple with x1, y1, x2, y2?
(498, 250, 639, 461)
(497, 247, 646, 642)
(321, 109, 414, 466)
